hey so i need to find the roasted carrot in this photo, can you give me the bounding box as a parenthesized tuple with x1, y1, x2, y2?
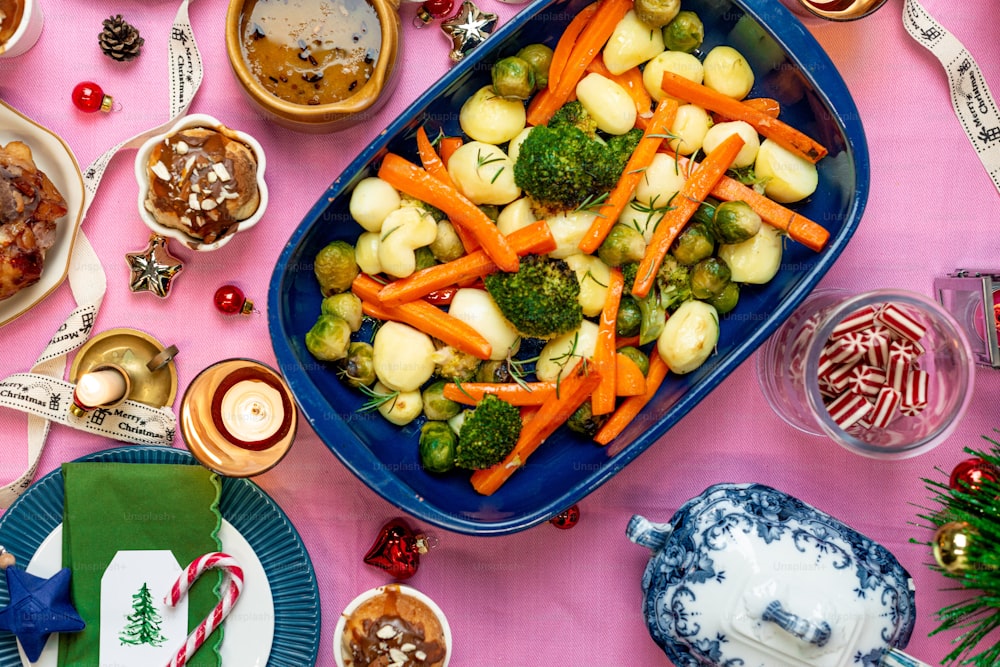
(631, 133, 744, 298)
(352, 274, 493, 359)
(416, 126, 456, 189)
(586, 56, 653, 128)
(526, 0, 633, 127)
(546, 2, 598, 93)
(377, 153, 519, 272)
(443, 382, 557, 406)
(616, 335, 642, 349)
(659, 71, 827, 163)
(578, 97, 680, 254)
(471, 362, 602, 496)
(438, 136, 463, 168)
(594, 352, 669, 445)
(615, 352, 647, 396)
(591, 269, 624, 415)
(711, 97, 780, 123)
(674, 155, 830, 252)
(377, 221, 556, 306)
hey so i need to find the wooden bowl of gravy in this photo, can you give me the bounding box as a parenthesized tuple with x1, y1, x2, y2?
(226, 0, 401, 133)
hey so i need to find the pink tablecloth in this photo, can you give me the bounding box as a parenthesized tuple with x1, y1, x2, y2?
(2, 0, 999, 664)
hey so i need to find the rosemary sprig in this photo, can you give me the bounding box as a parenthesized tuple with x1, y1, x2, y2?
(356, 383, 399, 413)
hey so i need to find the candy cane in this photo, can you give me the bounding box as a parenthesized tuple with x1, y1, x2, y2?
(163, 552, 244, 667)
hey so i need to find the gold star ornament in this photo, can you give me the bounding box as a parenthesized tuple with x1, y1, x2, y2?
(441, 1, 498, 62)
(125, 235, 184, 298)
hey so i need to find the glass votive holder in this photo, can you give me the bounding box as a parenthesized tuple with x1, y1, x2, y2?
(180, 358, 297, 477)
(757, 289, 976, 459)
(780, 0, 888, 21)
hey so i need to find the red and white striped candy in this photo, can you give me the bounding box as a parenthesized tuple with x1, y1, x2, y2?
(862, 325, 891, 369)
(889, 337, 924, 360)
(831, 305, 877, 339)
(876, 303, 928, 343)
(870, 387, 902, 429)
(164, 552, 244, 667)
(824, 331, 868, 365)
(847, 364, 888, 397)
(902, 368, 929, 413)
(885, 351, 911, 392)
(825, 361, 859, 393)
(826, 391, 872, 429)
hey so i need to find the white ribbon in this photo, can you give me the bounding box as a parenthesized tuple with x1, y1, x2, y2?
(903, 0, 1000, 195)
(0, 0, 204, 508)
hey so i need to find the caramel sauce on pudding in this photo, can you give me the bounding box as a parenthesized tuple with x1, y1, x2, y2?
(342, 586, 447, 667)
(239, 0, 382, 106)
(0, 0, 25, 47)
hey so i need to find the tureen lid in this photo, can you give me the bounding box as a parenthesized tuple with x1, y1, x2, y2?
(627, 483, 916, 667)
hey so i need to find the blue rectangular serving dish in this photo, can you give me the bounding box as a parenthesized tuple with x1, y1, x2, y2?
(268, 0, 869, 535)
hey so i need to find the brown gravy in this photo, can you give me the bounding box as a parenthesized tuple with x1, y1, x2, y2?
(239, 0, 381, 106)
(0, 0, 25, 46)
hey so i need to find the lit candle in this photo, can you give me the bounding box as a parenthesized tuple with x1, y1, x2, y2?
(218, 379, 285, 447)
(73, 366, 130, 411)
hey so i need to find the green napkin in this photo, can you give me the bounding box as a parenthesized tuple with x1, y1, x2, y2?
(58, 462, 223, 667)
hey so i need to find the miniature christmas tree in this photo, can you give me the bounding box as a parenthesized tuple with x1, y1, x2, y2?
(119, 582, 167, 647)
(915, 432, 1000, 666)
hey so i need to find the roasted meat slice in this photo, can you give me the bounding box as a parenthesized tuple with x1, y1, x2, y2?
(0, 141, 67, 301)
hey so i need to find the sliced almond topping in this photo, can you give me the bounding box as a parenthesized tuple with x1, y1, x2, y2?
(207, 171, 218, 183)
(389, 648, 408, 663)
(191, 182, 201, 193)
(201, 199, 218, 211)
(174, 140, 190, 155)
(400, 643, 416, 652)
(414, 650, 427, 661)
(188, 194, 201, 211)
(212, 162, 232, 182)
(150, 161, 171, 181)
(375, 624, 397, 640)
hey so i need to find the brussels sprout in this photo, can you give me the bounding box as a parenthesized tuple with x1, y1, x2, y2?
(663, 10, 704, 53)
(492, 56, 536, 100)
(690, 257, 732, 300)
(712, 200, 762, 244)
(338, 341, 376, 388)
(321, 293, 363, 331)
(598, 224, 646, 267)
(634, 0, 680, 28)
(305, 314, 352, 361)
(566, 400, 609, 438)
(475, 360, 512, 383)
(414, 245, 438, 272)
(419, 421, 458, 473)
(616, 296, 642, 337)
(479, 204, 501, 222)
(314, 240, 360, 296)
(617, 345, 650, 375)
(672, 223, 715, 265)
(422, 380, 462, 421)
(708, 281, 739, 315)
(430, 221, 466, 263)
(516, 43, 554, 90)
(691, 198, 718, 228)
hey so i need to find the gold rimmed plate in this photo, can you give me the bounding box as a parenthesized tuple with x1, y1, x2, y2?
(69, 328, 178, 408)
(0, 100, 86, 327)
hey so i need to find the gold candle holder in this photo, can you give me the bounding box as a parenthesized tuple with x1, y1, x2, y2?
(180, 359, 297, 477)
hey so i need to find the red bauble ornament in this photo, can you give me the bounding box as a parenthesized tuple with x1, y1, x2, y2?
(949, 457, 999, 493)
(363, 519, 428, 580)
(416, 0, 453, 23)
(550, 505, 580, 529)
(213, 285, 254, 316)
(72, 82, 114, 113)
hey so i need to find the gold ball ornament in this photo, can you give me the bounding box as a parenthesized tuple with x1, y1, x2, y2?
(0, 548, 15, 570)
(933, 521, 975, 574)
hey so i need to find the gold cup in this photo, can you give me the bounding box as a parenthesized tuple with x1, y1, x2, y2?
(180, 359, 298, 477)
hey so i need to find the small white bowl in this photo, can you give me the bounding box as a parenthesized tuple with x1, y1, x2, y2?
(0, 0, 44, 59)
(333, 584, 451, 667)
(134, 113, 268, 252)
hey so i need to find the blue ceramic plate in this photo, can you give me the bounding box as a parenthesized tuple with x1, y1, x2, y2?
(269, 0, 869, 535)
(0, 446, 320, 666)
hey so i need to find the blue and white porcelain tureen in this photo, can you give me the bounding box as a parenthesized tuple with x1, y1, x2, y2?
(628, 483, 924, 667)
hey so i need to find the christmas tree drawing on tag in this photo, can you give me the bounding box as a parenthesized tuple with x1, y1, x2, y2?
(119, 582, 168, 646)
(99, 550, 187, 666)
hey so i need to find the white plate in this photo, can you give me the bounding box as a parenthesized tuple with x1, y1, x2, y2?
(0, 100, 85, 327)
(20, 519, 274, 667)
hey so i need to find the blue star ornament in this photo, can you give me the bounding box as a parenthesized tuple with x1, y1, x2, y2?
(0, 567, 85, 661)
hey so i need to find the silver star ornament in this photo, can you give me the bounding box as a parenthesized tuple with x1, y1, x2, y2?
(441, 1, 498, 62)
(125, 235, 184, 298)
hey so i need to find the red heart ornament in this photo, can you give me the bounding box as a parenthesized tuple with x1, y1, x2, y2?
(549, 505, 580, 529)
(363, 519, 427, 580)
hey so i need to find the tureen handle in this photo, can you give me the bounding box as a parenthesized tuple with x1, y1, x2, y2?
(880, 648, 934, 667)
(761, 600, 832, 647)
(626, 515, 673, 552)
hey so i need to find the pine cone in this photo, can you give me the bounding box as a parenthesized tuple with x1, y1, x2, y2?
(98, 14, 144, 62)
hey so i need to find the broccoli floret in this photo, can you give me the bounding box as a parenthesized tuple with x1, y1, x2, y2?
(548, 101, 599, 137)
(513, 105, 644, 214)
(431, 344, 481, 382)
(483, 254, 583, 339)
(620, 260, 692, 345)
(656, 255, 693, 312)
(455, 394, 522, 469)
